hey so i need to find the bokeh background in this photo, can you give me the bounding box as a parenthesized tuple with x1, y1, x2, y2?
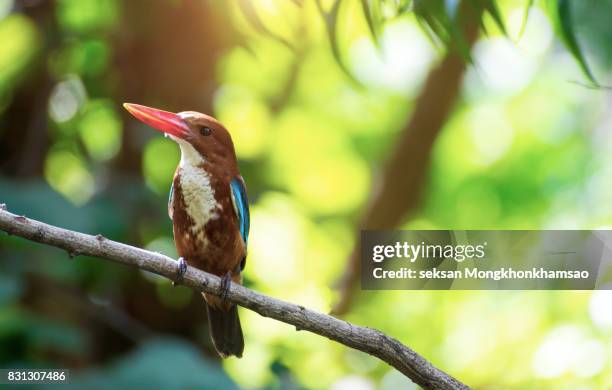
(1, 0, 612, 389)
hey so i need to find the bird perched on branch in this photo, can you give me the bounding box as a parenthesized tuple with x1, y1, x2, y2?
(124, 103, 249, 358)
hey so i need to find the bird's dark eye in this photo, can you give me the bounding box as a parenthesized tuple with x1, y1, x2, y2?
(200, 126, 211, 136)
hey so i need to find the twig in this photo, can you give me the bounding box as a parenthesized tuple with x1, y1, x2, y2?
(0, 207, 469, 390)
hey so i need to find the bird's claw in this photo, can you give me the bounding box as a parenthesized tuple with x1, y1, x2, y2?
(173, 257, 187, 287)
(220, 271, 232, 301)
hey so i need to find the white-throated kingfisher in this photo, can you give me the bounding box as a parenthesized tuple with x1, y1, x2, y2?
(124, 103, 249, 358)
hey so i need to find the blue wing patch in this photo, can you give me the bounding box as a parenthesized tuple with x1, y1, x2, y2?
(168, 182, 174, 220)
(230, 177, 250, 245)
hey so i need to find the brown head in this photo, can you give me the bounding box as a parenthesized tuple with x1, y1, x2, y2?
(123, 103, 237, 167)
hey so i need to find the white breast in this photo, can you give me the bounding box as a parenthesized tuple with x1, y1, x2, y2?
(176, 140, 219, 236)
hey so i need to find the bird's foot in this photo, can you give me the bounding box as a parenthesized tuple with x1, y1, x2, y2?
(172, 257, 187, 287)
(220, 271, 232, 301)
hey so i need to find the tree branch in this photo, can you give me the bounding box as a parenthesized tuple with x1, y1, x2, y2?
(332, 6, 482, 315)
(0, 206, 469, 390)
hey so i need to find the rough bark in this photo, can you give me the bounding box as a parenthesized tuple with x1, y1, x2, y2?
(0, 206, 470, 390)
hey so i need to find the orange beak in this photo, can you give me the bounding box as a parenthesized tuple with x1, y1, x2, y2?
(123, 103, 189, 139)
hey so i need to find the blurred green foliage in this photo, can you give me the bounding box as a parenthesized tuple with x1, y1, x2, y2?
(0, 14, 39, 92)
(1, 0, 612, 389)
(62, 339, 239, 390)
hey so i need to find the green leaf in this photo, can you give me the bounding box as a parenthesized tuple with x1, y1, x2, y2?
(413, 0, 452, 46)
(360, 0, 382, 46)
(236, 0, 295, 51)
(518, 0, 535, 39)
(481, 0, 507, 35)
(315, 0, 361, 84)
(413, 0, 473, 61)
(396, 0, 412, 14)
(549, 0, 598, 86)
